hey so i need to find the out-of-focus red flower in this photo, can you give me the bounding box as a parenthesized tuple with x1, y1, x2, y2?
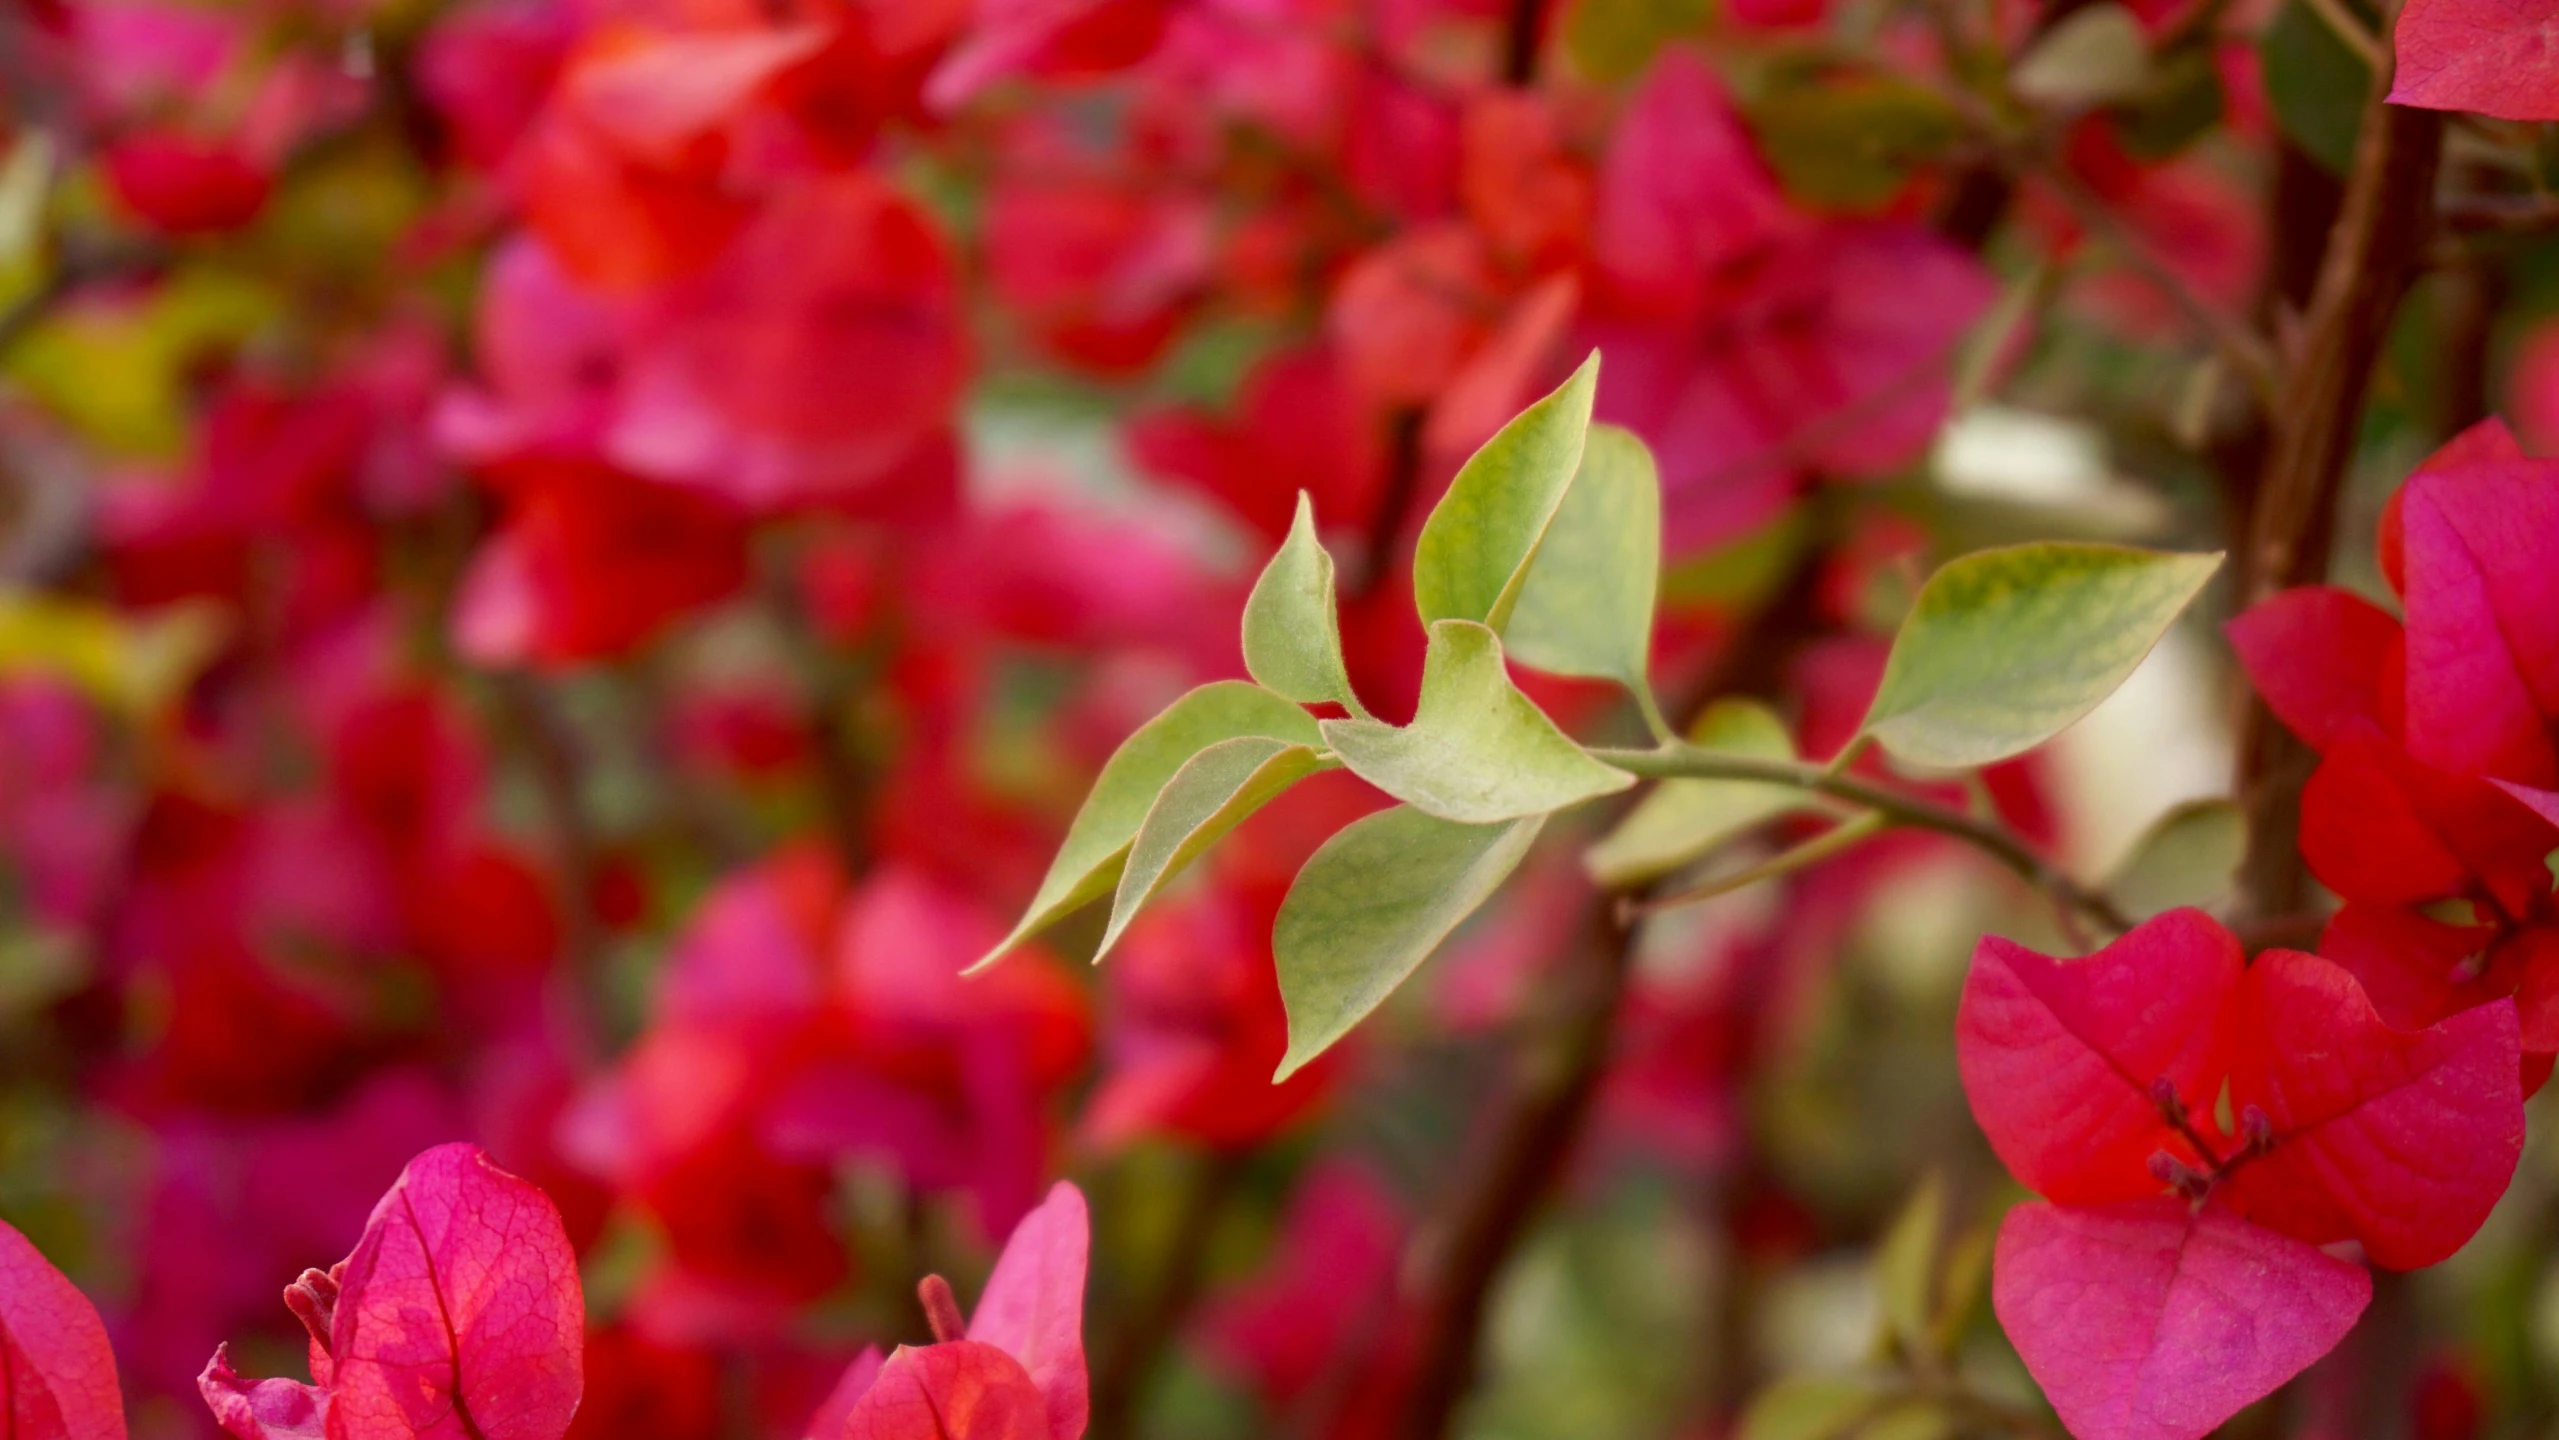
(1127, 345, 1390, 546)
(984, 171, 1213, 374)
(453, 459, 751, 667)
(103, 130, 273, 234)
(1201, 1164, 1415, 1436)
(1582, 50, 1993, 555)
(1084, 881, 1337, 1152)
(417, 0, 573, 171)
(565, 1327, 721, 1440)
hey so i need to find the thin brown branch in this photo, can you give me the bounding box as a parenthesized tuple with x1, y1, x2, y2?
(1086, 1152, 1247, 1440)
(2236, 33, 2444, 920)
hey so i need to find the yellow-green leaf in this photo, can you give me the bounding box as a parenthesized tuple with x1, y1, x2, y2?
(1322, 620, 1632, 824)
(2105, 797, 2246, 920)
(1413, 352, 1599, 634)
(1241, 492, 1363, 715)
(1738, 1376, 1890, 1440)
(976, 681, 1319, 970)
(1274, 805, 1542, 1078)
(0, 592, 225, 716)
(1858, 543, 2221, 770)
(1505, 424, 1663, 694)
(1585, 700, 1812, 888)
(1873, 1174, 1946, 1362)
(1097, 736, 1330, 962)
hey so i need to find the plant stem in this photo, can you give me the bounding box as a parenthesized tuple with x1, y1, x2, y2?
(1087, 1152, 1247, 1440)
(1628, 812, 1887, 917)
(2235, 21, 2444, 919)
(1590, 743, 2134, 935)
(1396, 898, 1634, 1440)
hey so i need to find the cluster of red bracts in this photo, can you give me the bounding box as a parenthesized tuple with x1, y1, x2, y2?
(0, 1143, 1096, 1440)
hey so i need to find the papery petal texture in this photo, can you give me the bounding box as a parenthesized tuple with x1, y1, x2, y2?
(1956, 910, 2242, 1202)
(842, 1344, 1049, 1440)
(968, 1184, 1088, 1440)
(324, 1144, 585, 1440)
(1994, 1199, 2370, 1440)
(0, 1220, 125, 1440)
(2226, 951, 2523, 1270)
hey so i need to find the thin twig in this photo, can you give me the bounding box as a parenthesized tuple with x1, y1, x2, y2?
(2299, 0, 2383, 65)
(2235, 14, 2443, 919)
(1087, 1153, 1247, 1440)
(1590, 744, 2134, 935)
(1627, 812, 1887, 917)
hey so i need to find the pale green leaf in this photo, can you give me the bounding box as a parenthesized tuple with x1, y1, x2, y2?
(2105, 797, 2246, 920)
(977, 681, 1319, 970)
(1413, 352, 1600, 633)
(0, 132, 54, 265)
(1322, 620, 1632, 824)
(1274, 805, 1542, 1078)
(1873, 1174, 1946, 1362)
(1505, 423, 1663, 693)
(1859, 543, 2221, 770)
(1097, 736, 1330, 961)
(1242, 492, 1363, 714)
(1584, 700, 1812, 888)
(1738, 1376, 1890, 1440)
(2011, 3, 2152, 108)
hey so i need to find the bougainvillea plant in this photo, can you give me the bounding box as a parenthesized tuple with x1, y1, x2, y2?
(6, 0, 2559, 1437)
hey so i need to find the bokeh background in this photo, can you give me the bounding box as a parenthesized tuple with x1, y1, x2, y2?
(2, 0, 2558, 1437)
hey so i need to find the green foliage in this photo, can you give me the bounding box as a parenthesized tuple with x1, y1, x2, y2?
(1506, 424, 1664, 697)
(1584, 699, 1813, 888)
(2105, 798, 2247, 919)
(2009, 4, 2151, 109)
(1857, 542, 2221, 770)
(977, 681, 1319, 970)
(1740, 1376, 1952, 1440)
(2260, 0, 2373, 174)
(1323, 620, 1633, 824)
(5, 268, 277, 457)
(1241, 493, 1365, 715)
(1564, 0, 1710, 82)
(1748, 72, 1965, 212)
(1413, 352, 1600, 634)
(1872, 1175, 1947, 1363)
(1097, 736, 1330, 961)
(1273, 805, 1542, 1078)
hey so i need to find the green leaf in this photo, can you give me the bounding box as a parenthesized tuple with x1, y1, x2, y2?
(1858, 542, 2221, 770)
(977, 681, 1320, 970)
(2105, 797, 2246, 920)
(1738, 1376, 1890, 1440)
(1873, 1175, 1946, 1362)
(1584, 700, 1813, 888)
(1505, 424, 1663, 694)
(1746, 72, 1965, 213)
(1097, 736, 1330, 961)
(2010, 4, 2152, 109)
(1322, 620, 1633, 824)
(2260, 0, 2372, 175)
(1564, 0, 1709, 82)
(1242, 492, 1364, 715)
(1274, 805, 1542, 1078)
(1413, 352, 1599, 634)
